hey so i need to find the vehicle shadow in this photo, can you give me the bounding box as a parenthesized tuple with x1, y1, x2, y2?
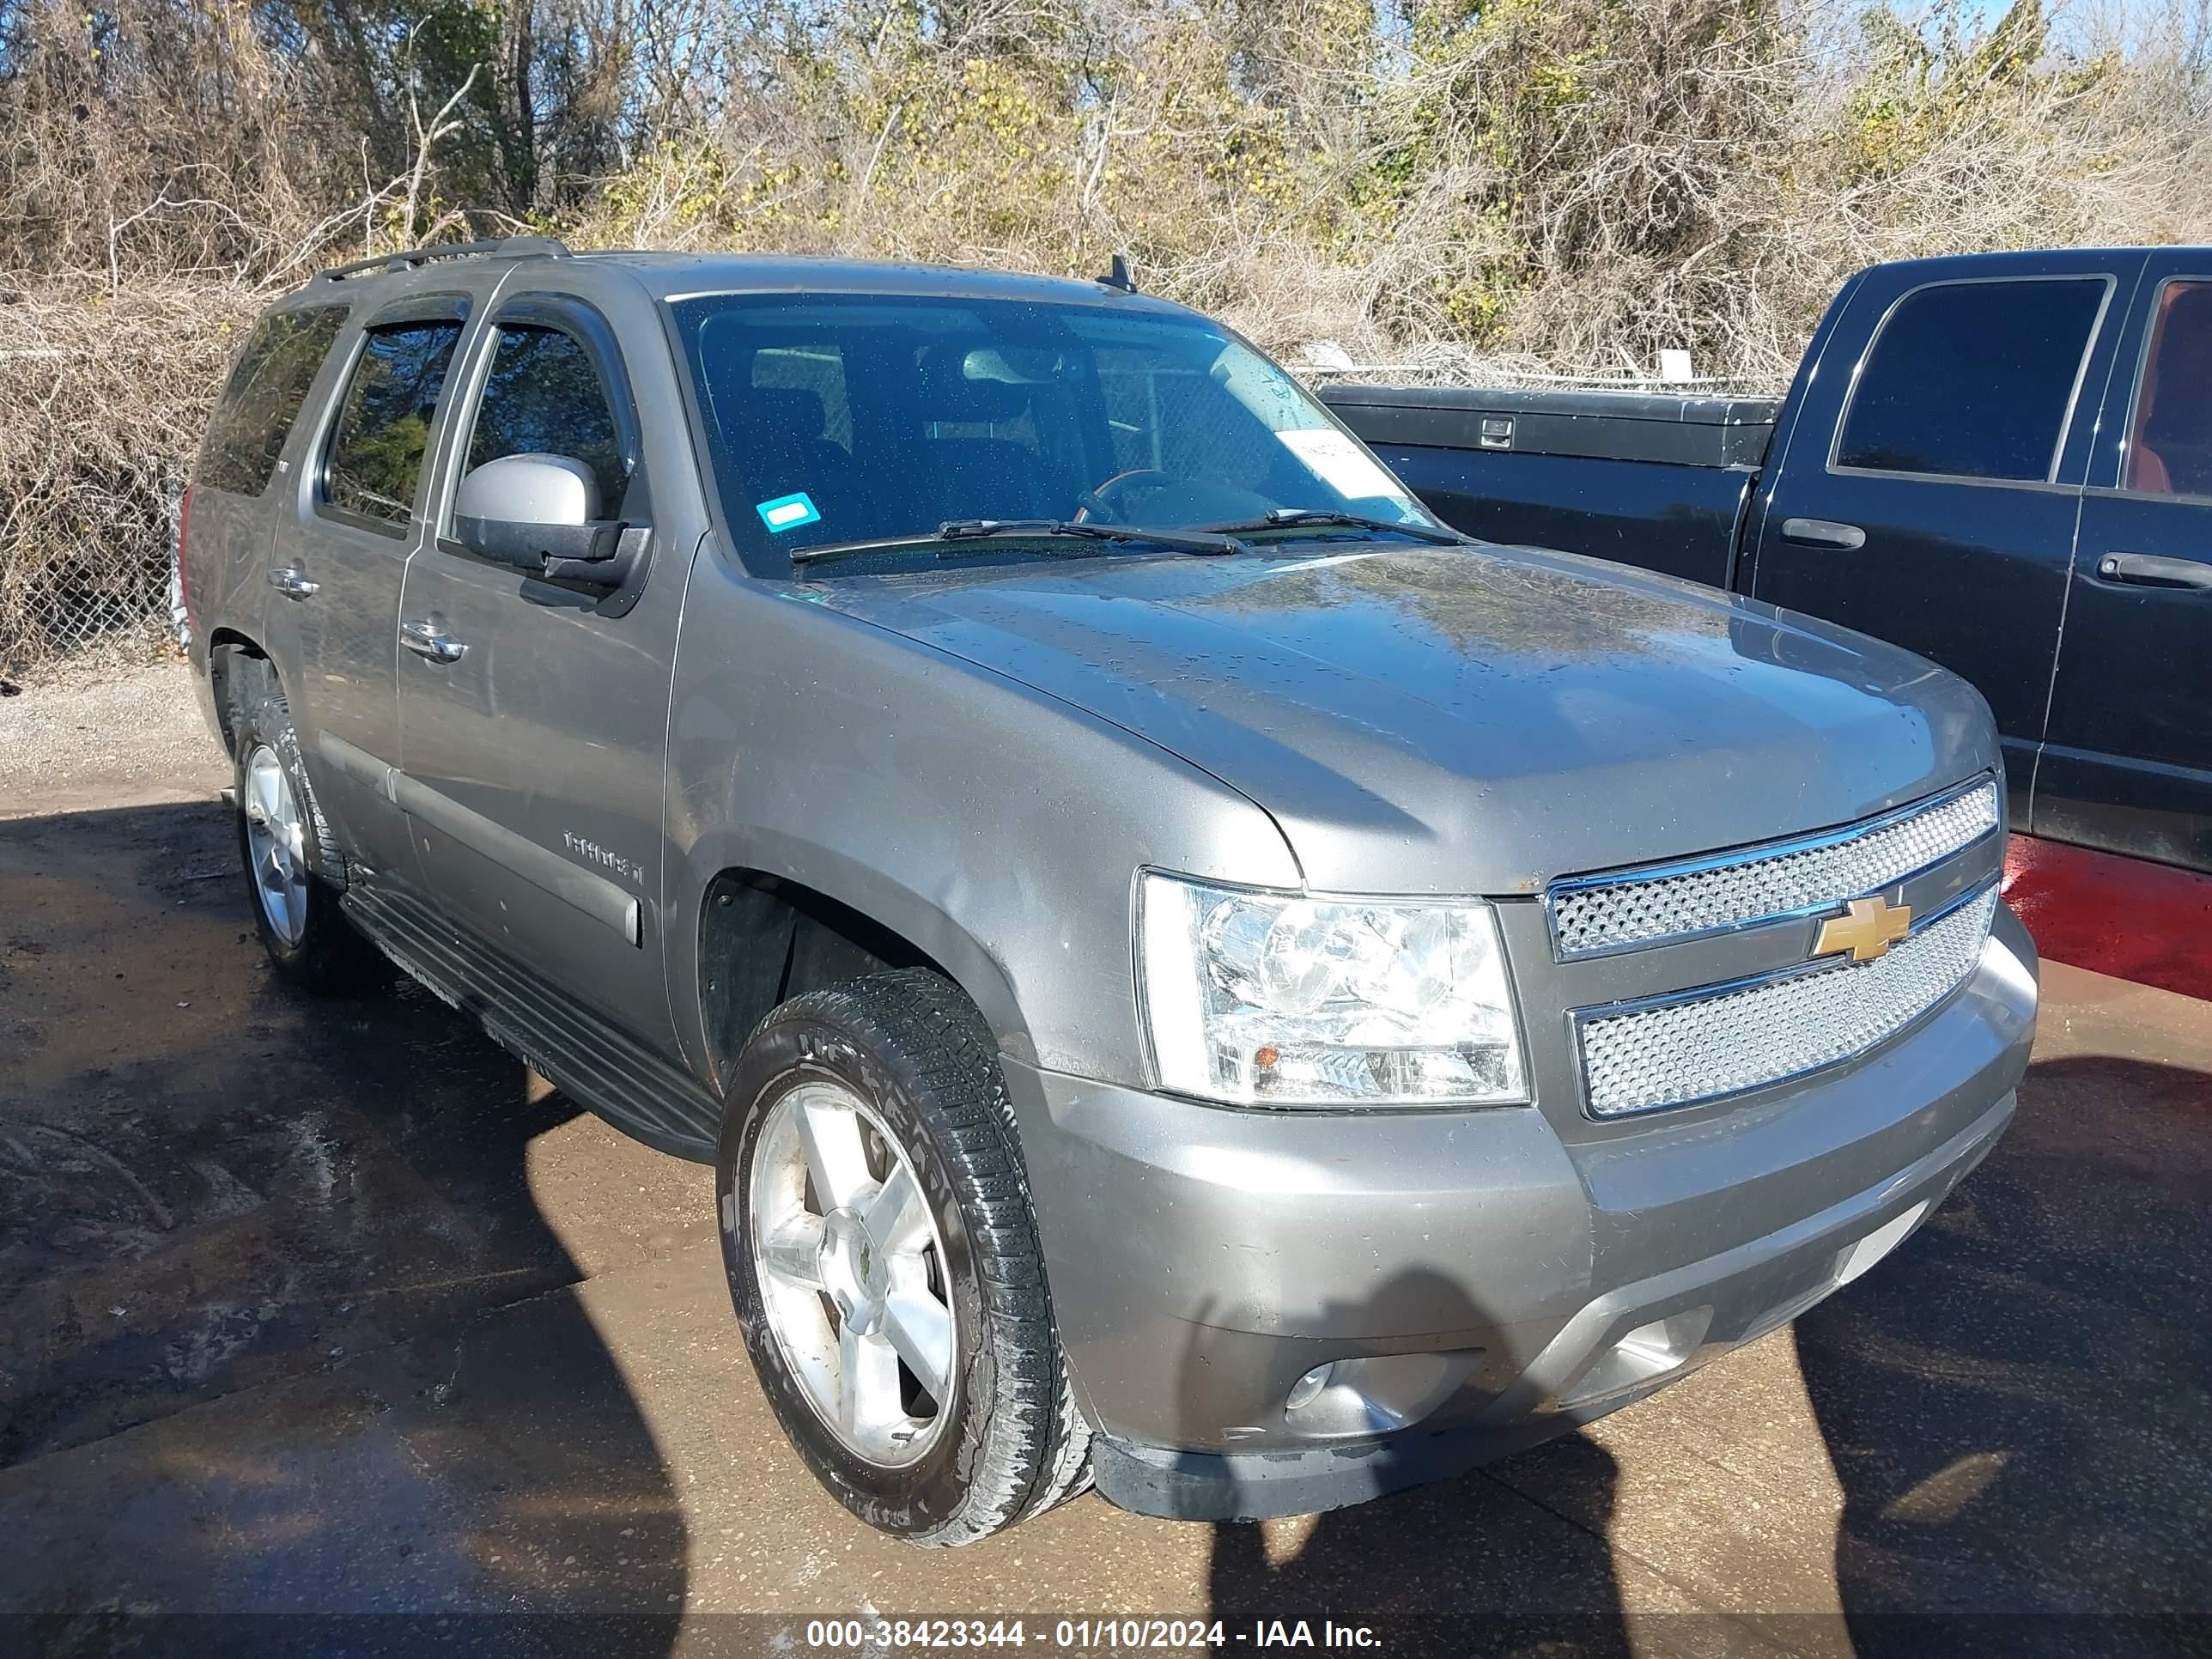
(1172, 1273, 1636, 1657)
(1796, 1052, 2212, 1656)
(0, 798, 688, 1654)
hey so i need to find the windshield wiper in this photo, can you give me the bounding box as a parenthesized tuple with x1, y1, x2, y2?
(1204, 507, 1476, 546)
(789, 518, 1249, 568)
(938, 518, 1250, 556)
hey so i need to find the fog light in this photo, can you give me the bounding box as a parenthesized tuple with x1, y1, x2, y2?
(1285, 1363, 1336, 1412)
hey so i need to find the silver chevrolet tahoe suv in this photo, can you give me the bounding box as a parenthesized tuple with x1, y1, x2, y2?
(180, 236, 2038, 1545)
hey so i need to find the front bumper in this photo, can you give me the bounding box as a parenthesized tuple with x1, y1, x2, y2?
(1000, 906, 2038, 1522)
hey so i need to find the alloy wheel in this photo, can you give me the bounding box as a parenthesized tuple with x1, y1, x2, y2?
(242, 743, 309, 947)
(748, 1079, 957, 1467)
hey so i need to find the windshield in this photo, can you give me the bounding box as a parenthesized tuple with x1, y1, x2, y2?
(670, 292, 1435, 568)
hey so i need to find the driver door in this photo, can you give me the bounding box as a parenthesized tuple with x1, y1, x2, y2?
(394, 293, 681, 1048)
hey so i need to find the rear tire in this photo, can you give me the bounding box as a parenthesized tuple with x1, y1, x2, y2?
(227, 658, 386, 992)
(717, 969, 1091, 1545)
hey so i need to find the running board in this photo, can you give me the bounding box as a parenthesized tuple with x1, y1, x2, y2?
(343, 882, 720, 1162)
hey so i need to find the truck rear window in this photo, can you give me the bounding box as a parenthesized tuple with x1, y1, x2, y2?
(195, 307, 348, 496)
(1835, 277, 2107, 483)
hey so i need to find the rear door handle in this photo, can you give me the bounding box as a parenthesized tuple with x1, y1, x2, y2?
(399, 618, 467, 663)
(1781, 518, 1867, 550)
(2094, 551, 2212, 592)
(267, 566, 319, 600)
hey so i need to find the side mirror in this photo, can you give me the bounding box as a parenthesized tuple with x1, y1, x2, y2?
(453, 453, 643, 588)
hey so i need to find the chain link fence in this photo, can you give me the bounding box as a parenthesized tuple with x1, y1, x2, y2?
(1, 286, 247, 676)
(0, 498, 185, 672)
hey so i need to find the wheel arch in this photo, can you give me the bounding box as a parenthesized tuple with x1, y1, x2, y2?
(691, 856, 1030, 1097)
(204, 629, 270, 758)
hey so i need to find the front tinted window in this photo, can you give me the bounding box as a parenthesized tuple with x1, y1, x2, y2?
(465, 323, 629, 514)
(672, 294, 1426, 565)
(1836, 278, 2106, 482)
(197, 307, 347, 495)
(323, 319, 466, 527)
(2124, 279, 2212, 497)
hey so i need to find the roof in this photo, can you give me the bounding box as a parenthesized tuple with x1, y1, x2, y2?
(308, 236, 1191, 316)
(603, 250, 1179, 311)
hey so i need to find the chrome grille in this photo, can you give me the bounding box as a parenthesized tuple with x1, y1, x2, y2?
(1577, 887, 1998, 1118)
(1548, 780, 2000, 959)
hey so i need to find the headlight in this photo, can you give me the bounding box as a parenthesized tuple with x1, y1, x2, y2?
(1138, 872, 1527, 1108)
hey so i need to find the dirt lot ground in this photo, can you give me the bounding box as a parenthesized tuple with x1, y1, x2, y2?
(2, 663, 2207, 1657)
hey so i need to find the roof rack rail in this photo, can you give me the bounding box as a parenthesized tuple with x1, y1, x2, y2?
(314, 234, 572, 284)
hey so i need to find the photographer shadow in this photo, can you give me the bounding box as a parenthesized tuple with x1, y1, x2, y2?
(1797, 1052, 2212, 1658)
(0, 797, 688, 1657)
(1172, 1271, 1636, 1657)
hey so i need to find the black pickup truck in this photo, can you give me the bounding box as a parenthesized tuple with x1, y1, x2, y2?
(1322, 248, 2212, 874)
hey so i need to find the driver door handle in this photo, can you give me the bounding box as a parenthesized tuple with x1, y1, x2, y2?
(399, 618, 467, 664)
(2095, 551, 2212, 592)
(267, 565, 319, 600)
(1781, 518, 1867, 550)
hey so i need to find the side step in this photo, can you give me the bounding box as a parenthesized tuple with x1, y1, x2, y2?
(343, 882, 720, 1162)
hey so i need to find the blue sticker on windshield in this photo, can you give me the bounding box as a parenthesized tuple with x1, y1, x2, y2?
(756, 491, 821, 533)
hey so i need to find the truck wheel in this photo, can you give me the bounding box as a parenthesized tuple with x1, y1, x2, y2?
(228, 659, 384, 992)
(718, 969, 1091, 1545)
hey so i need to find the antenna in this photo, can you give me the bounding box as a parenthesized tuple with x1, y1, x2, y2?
(1097, 253, 1137, 294)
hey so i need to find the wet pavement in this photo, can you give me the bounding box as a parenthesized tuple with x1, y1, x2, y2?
(2, 771, 2208, 1656)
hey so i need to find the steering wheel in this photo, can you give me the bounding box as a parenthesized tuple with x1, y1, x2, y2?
(1073, 468, 1170, 524)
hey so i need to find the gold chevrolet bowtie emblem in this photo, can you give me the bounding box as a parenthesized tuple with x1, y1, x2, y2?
(1815, 896, 1914, 963)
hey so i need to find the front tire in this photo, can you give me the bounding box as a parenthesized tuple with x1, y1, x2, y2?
(718, 969, 1091, 1545)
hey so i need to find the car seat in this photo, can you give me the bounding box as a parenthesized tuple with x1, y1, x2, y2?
(2130, 283, 2212, 498)
(915, 346, 1058, 522)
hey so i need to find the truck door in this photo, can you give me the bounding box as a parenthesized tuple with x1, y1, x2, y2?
(2038, 257, 2212, 871)
(270, 298, 475, 880)
(394, 291, 686, 1050)
(1748, 254, 2142, 819)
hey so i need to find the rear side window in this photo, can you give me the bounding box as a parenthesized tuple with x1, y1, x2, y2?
(1836, 278, 2107, 482)
(2123, 279, 2212, 498)
(322, 319, 467, 528)
(465, 324, 629, 514)
(196, 307, 347, 495)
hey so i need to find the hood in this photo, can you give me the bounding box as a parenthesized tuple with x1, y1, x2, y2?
(808, 544, 1996, 894)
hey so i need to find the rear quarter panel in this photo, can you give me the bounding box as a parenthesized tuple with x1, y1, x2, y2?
(185, 294, 363, 730)
(185, 482, 276, 697)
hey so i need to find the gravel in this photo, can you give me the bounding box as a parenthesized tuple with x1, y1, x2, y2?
(0, 655, 228, 815)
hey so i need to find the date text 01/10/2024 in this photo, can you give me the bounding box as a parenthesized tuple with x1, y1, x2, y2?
(802, 1619, 1382, 1649)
